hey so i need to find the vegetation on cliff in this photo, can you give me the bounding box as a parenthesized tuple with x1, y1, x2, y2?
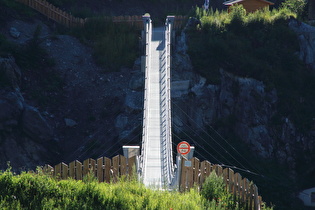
(187, 5, 315, 131)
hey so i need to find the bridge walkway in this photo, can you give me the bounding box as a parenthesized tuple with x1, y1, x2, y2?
(142, 27, 165, 188)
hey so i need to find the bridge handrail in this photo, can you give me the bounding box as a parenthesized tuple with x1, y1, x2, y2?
(140, 15, 152, 181)
(160, 16, 175, 186)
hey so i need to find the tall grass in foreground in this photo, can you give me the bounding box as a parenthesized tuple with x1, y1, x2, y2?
(0, 168, 272, 210)
(0, 169, 213, 209)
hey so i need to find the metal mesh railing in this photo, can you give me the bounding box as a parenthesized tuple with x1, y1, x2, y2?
(140, 15, 152, 181)
(160, 16, 174, 186)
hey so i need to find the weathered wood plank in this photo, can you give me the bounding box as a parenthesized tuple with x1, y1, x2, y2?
(112, 155, 120, 182)
(120, 155, 127, 175)
(223, 168, 229, 189)
(180, 157, 187, 191)
(69, 161, 75, 179)
(61, 162, 68, 179)
(235, 173, 242, 198)
(191, 157, 200, 185)
(43, 164, 53, 176)
(97, 157, 105, 182)
(104, 157, 111, 183)
(243, 178, 250, 207)
(200, 161, 206, 184)
(83, 158, 95, 177)
(228, 168, 235, 194)
(76, 160, 83, 180)
(54, 163, 61, 178)
(127, 156, 136, 177)
(253, 185, 260, 210)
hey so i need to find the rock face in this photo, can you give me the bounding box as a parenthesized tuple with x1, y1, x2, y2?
(289, 19, 315, 70)
(22, 105, 53, 141)
(0, 57, 57, 170)
(0, 56, 21, 89)
(171, 29, 315, 172)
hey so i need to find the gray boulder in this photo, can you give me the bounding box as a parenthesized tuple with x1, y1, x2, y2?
(129, 72, 144, 90)
(125, 91, 143, 112)
(0, 91, 24, 131)
(9, 27, 20, 39)
(64, 118, 77, 127)
(0, 56, 21, 89)
(22, 105, 53, 141)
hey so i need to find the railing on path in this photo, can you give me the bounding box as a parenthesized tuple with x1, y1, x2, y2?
(179, 157, 262, 210)
(42, 155, 136, 182)
(139, 14, 152, 182)
(160, 16, 175, 186)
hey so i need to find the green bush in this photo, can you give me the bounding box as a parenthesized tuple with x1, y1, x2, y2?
(71, 18, 139, 72)
(201, 171, 226, 202)
(280, 0, 306, 19)
(0, 169, 211, 209)
(201, 172, 239, 209)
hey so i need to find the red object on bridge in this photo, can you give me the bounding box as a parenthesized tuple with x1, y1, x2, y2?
(177, 141, 191, 155)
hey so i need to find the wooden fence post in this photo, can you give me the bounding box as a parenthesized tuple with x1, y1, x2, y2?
(54, 162, 68, 179)
(191, 157, 200, 186)
(83, 158, 96, 177)
(112, 155, 120, 182)
(69, 160, 82, 180)
(253, 184, 260, 210)
(228, 168, 235, 194)
(127, 156, 136, 178)
(43, 164, 53, 176)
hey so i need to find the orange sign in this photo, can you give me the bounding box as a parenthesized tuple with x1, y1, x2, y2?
(177, 141, 191, 155)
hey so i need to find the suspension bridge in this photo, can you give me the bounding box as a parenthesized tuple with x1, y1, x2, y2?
(138, 15, 175, 189)
(41, 14, 264, 209)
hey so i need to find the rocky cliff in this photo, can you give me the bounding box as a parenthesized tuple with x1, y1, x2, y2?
(170, 23, 315, 185)
(0, 57, 58, 170)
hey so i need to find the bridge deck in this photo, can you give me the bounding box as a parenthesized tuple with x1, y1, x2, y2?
(143, 27, 165, 188)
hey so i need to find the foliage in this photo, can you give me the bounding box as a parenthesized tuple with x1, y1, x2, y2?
(0, 0, 36, 22)
(201, 171, 226, 202)
(187, 5, 315, 131)
(201, 172, 240, 210)
(71, 17, 139, 72)
(0, 168, 213, 209)
(0, 167, 274, 209)
(280, 0, 307, 19)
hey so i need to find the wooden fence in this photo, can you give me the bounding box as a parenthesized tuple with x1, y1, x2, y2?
(42, 155, 136, 182)
(180, 157, 262, 210)
(42, 155, 262, 209)
(15, 0, 144, 29)
(15, 0, 86, 27)
(15, 0, 187, 30)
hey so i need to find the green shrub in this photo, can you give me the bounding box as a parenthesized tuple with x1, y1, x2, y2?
(71, 18, 139, 72)
(201, 171, 226, 202)
(0, 169, 210, 209)
(280, 0, 306, 18)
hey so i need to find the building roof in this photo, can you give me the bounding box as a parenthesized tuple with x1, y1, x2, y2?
(223, 0, 274, 6)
